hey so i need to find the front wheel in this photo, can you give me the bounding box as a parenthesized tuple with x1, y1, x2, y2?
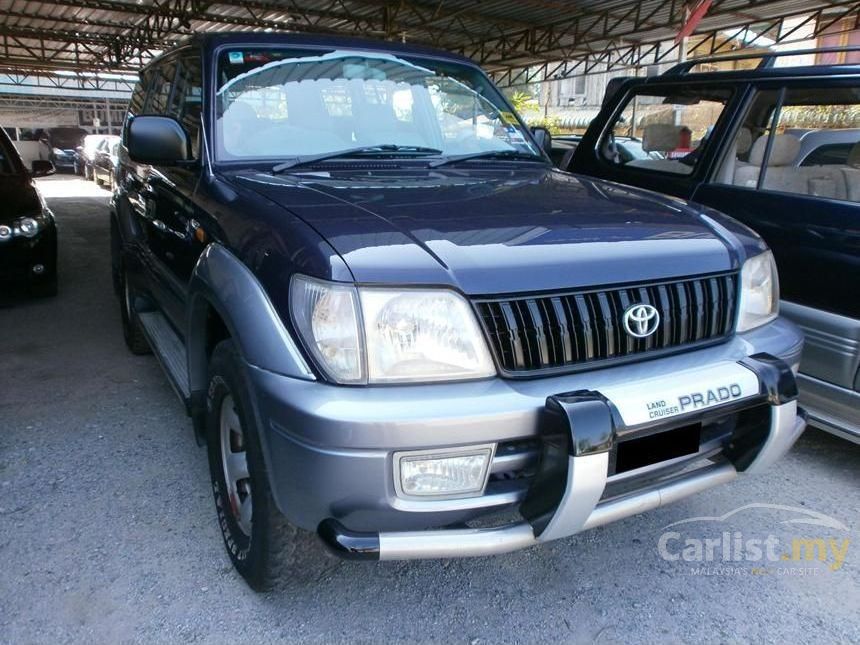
(206, 339, 311, 591)
(119, 266, 150, 355)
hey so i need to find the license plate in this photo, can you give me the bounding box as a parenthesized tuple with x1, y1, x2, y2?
(599, 362, 761, 428)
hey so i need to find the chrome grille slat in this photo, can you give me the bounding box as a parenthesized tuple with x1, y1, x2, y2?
(475, 273, 738, 376)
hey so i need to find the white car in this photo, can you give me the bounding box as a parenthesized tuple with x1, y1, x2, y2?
(80, 134, 120, 180)
(786, 128, 860, 167)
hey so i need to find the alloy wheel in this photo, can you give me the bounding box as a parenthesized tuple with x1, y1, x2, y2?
(219, 394, 252, 536)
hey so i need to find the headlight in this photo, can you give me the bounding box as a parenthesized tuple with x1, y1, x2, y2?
(736, 250, 779, 332)
(52, 148, 64, 156)
(14, 217, 41, 238)
(290, 276, 496, 384)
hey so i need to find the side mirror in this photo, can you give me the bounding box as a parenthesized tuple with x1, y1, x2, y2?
(127, 115, 190, 165)
(531, 126, 553, 155)
(31, 160, 55, 177)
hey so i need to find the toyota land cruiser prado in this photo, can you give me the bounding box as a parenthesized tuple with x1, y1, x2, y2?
(111, 34, 806, 590)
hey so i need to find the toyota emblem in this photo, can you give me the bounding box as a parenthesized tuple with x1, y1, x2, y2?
(623, 303, 660, 338)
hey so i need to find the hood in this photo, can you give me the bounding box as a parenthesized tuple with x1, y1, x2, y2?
(229, 167, 739, 295)
(0, 174, 41, 224)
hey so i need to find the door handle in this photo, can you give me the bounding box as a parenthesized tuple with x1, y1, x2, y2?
(152, 219, 167, 232)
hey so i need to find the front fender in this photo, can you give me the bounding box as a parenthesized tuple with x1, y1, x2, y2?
(186, 243, 314, 399)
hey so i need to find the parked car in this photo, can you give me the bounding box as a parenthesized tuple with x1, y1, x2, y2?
(791, 128, 860, 167)
(45, 127, 87, 173)
(0, 128, 58, 296)
(92, 137, 120, 190)
(112, 33, 805, 590)
(79, 134, 120, 180)
(569, 47, 860, 443)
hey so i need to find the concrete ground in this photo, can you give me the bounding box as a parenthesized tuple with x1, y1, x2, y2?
(0, 175, 857, 644)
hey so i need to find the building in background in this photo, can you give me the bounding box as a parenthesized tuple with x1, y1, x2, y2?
(517, 14, 860, 134)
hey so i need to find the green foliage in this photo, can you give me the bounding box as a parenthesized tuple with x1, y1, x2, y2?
(508, 91, 536, 113)
(525, 115, 563, 135)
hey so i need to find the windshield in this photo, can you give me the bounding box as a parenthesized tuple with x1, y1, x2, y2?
(215, 47, 541, 162)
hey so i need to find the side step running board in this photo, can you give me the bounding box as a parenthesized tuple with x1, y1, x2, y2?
(137, 311, 191, 407)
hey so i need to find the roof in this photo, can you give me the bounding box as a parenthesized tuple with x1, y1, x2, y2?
(0, 0, 857, 87)
(647, 63, 860, 85)
(142, 30, 479, 73)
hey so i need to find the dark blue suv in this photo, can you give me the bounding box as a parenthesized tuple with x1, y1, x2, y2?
(111, 33, 805, 590)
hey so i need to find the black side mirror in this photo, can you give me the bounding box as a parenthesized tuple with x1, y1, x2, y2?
(31, 160, 55, 177)
(127, 115, 190, 165)
(531, 126, 553, 155)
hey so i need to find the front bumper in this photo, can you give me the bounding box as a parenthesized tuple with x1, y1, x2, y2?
(245, 317, 804, 551)
(0, 227, 57, 283)
(317, 355, 806, 560)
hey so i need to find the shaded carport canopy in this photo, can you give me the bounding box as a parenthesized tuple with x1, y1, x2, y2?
(0, 0, 859, 89)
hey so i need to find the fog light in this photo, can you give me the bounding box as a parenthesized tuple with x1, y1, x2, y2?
(32, 264, 45, 275)
(0, 225, 10, 240)
(395, 445, 494, 498)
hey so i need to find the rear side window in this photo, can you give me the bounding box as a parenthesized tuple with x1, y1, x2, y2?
(715, 85, 860, 203)
(600, 86, 733, 175)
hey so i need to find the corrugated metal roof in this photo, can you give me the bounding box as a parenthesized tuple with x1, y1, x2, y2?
(0, 0, 854, 76)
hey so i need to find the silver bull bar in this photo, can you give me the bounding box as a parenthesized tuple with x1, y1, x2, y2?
(317, 355, 806, 561)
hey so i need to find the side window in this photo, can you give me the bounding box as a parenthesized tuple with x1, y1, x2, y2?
(600, 87, 733, 175)
(127, 74, 148, 120)
(716, 86, 860, 202)
(714, 90, 780, 188)
(123, 72, 149, 145)
(146, 60, 177, 114)
(169, 56, 203, 158)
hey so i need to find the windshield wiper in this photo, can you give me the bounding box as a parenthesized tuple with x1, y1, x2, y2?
(273, 145, 442, 172)
(428, 150, 546, 168)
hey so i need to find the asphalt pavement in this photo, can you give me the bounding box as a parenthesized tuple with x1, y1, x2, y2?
(0, 175, 857, 644)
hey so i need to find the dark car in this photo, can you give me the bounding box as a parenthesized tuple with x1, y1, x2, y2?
(0, 128, 57, 296)
(46, 127, 87, 173)
(112, 33, 805, 590)
(568, 47, 860, 443)
(92, 137, 120, 190)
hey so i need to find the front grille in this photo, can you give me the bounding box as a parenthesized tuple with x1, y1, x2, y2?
(475, 272, 737, 375)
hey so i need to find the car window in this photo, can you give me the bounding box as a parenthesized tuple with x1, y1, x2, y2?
(146, 60, 177, 114)
(600, 86, 733, 175)
(714, 86, 860, 203)
(800, 142, 853, 166)
(214, 47, 541, 161)
(168, 55, 203, 157)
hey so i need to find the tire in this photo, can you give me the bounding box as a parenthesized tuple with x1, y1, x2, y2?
(206, 339, 310, 591)
(119, 266, 151, 355)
